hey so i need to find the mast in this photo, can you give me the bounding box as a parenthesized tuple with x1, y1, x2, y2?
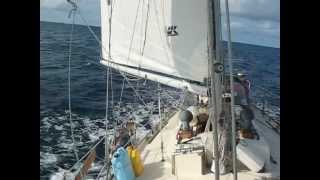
(208, 0, 235, 178)
(207, 0, 220, 179)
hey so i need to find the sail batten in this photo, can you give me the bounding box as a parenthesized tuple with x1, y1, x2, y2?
(101, 0, 210, 90)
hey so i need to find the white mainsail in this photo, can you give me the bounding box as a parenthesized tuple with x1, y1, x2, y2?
(100, 0, 210, 95)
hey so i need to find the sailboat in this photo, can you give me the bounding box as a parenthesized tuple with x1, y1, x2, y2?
(51, 0, 280, 179)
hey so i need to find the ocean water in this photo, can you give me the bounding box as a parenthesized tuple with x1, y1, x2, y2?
(40, 21, 279, 179)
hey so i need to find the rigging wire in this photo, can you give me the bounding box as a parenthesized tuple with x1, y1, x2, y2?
(152, 0, 171, 68)
(73, 0, 185, 145)
(127, 0, 142, 62)
(61, 1, 185, 178)
(77, 10, 101, 48)
(66, 0, 80, 162)
(59, 2, 105, 178)
(141, 0, 150, 56)
(110, 68, 114, 109)
(140, 0, 145, 55)
(104, 4, 112, 180)
(65, 1, 87, 179)
(65, 85, 181, 177)
(160, 0, 168, 42)
(55, 0, 278, 179)
(119, 77, 125, 107)
(69, 136, 106, 171)
(76, 3, 195, 109)
(105, 1, 118, 178)
(76, 5, 147, 107)
(76, 0, 202, 106)
(158, 82, 165, 162)
(95, 162, 108, 180)
(104, 66, 112, 180)
(119, 71, 147, 106)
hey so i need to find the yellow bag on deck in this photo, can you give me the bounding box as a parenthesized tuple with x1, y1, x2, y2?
(127, 145, 144, 176)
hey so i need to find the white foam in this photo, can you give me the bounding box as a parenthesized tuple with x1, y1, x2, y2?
(58, 142, 74, 150)
(50, 172, 64, 180)
(42, 119, 52, 129)
(41, 92, 182, 178)
(40, 152, 58, 165)
(50, 170, 74, 180)
(57, 116, 65, 121)
(54, 125, 63, 131)
(89, 134, 99, 142)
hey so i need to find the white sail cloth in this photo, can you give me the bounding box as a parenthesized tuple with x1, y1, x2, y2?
(100, 0, 209, 94)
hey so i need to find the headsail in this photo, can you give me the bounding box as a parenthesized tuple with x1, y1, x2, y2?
(100, 0, 210, 95)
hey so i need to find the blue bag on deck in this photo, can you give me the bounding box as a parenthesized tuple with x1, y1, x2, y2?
(111, 147, 135, 180)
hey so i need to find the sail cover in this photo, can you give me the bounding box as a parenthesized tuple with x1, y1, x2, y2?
(100, 0, 209, 95)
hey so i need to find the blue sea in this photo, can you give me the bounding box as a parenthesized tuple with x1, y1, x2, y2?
(40, 21, 279, 179)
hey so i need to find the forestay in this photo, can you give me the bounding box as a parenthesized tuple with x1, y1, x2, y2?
(100, 0, 210, 95)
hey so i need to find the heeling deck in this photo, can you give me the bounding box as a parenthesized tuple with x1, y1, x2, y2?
(251, 107, 280, 177)
(137, 110, 280, 180)
(137, 110, 180, 180)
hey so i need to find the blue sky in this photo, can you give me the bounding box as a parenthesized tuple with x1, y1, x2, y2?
(40, 0, 279, 48)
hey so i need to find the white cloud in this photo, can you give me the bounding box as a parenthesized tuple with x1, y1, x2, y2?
(40, 0, 280, 47)
(220, 0, 279, 47)
(41, 0, 76, 12)
(230, 21, 245, 28)
(221, 16, 279, 47)
(41, 0, 100, 26)
(221, 0, 280, 22)
(40, 0, 65, 8)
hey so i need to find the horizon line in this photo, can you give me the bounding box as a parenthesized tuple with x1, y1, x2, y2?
(40, 20, 280, 49)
